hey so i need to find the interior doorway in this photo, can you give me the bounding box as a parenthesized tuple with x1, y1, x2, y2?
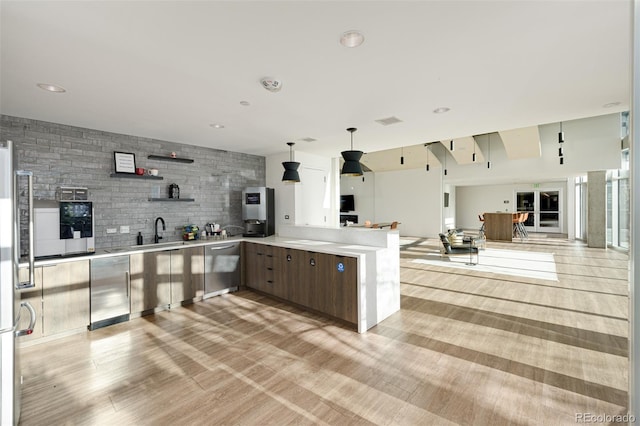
(516, 189, 562, 233)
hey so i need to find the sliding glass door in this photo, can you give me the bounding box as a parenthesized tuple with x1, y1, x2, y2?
(516, 189, 562, 233)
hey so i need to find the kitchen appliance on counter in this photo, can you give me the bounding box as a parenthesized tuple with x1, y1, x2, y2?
(242, 187, 274, 237)
(90, 256, 130, 330)
(169, 183, 180, 199)
(1, 140, 37, 425)
(34, 200, 95, 259)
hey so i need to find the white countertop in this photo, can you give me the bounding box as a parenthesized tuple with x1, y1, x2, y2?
(20, 234, 385, 268)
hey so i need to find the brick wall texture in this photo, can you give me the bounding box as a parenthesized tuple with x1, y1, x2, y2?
(1, 115, 265, 254)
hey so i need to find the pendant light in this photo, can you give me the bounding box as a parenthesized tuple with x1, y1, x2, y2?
(282, 142, 301, 182)
(487, 133, 492, 169)
(341, 127, 363, 176)
(558, 122, 565, 165)
(449, 139, 454, 151)
(425, 143, 430, 172)
(443, 146, 448, 176)
(472, 140, 477, 162)
(400, 147, 404, 165)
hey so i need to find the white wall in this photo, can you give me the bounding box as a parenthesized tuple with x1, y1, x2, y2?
(443, 183, 456, 231)
(374, 168, 442, 237)
(340, 172, 375, 224)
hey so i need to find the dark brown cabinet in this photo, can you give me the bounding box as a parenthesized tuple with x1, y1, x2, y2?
(329, 255, 358, 324)
(244, 242, 276, 295)
(243, 242, 358, 326)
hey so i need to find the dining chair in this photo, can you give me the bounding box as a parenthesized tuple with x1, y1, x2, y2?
(390, 221, 398, 230)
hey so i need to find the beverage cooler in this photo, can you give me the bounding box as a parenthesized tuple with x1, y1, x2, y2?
(242, 187, 274, 237)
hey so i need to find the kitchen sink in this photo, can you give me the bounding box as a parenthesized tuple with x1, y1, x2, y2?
(131, 241, 185, 249)
(103, 247, 130, 253)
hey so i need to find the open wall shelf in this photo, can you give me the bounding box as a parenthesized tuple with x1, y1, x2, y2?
(149, 198, 195, 202)
(110, 173, 163, 180)
(147, 155, 194, 163)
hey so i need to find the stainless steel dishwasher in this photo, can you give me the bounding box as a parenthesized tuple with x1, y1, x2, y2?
(90, 256, 130, 330)
(204, 242, 240, 298)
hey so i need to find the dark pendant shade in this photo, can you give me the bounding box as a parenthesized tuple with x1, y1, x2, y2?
(341, 150, 363, 176)
(282, 142, 301, 182)
(341, 128, 363, 176)
(282, 161, 300, 182)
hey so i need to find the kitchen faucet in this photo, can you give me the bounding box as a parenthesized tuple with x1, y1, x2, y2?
(154, 217, 165, 243)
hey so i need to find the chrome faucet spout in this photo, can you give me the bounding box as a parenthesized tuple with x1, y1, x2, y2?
(154, 217, 166, 243)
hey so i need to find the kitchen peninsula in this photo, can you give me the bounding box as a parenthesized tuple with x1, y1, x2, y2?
(18, 226, 400, 341)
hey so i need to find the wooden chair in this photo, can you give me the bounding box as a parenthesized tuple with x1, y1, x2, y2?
(390, 221, 398, 230)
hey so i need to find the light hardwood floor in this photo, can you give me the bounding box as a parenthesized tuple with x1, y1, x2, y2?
(18, 236, 629, 425)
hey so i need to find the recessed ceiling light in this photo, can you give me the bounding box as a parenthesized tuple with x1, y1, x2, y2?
(603, 102, 621, 108)
(37, 83, 66, 93)
(340, 30, 364, 48)
(240, 101, 251, 106)
(209, 124, 225, 129)
(433, 107, 450, 114)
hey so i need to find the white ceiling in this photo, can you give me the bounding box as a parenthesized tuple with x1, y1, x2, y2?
(0, 1, 631, 165)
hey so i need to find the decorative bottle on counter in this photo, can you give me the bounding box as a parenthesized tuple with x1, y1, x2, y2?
(137, 232, 143, 245)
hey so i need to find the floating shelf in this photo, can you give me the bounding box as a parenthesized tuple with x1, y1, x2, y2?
(147, 155, 194, 163)
(148, 198, 195, 202)
(110, 173, 164, 180)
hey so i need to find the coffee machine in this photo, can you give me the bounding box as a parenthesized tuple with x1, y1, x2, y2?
(242, 187, 274, 237)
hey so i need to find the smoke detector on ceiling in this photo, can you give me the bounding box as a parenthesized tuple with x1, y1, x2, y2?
(260, 77, 282, 93)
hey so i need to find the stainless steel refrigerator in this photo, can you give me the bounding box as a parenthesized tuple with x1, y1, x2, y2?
(1, 140, 37, 425)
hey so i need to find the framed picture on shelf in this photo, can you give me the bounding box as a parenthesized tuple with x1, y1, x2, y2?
(114, 151, 136, 174)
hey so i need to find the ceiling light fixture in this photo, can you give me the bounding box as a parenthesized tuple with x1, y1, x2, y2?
(240, 100, 251, 106)
(282, 142, 300, 183)
(472, 141, 476, 162)
(444, 147, 448, 176)
(425, 143, 431, 172)
(400, 147, 404, 165)
(209, 123, 225, 129)
(449, 140, 454, 151)
(558, 122, 565, 165)
(341, 127, 363, 176)
(340, 30, 364, 48)
(36, 83, 66, 93)
(558, 122, 564, 143)
(433, 107, 450, 114)
(487, 133, 492, 169)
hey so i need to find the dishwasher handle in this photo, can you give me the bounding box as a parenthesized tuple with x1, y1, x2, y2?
(208, 245, 237, 251)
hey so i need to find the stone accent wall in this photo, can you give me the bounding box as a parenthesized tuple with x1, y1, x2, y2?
(1, 115, 265, 254)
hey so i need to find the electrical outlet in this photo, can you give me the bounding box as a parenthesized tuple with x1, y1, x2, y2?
(106, 228, 117, 234)
(120, 225, 130, 234)
(284, 215, 290, 220)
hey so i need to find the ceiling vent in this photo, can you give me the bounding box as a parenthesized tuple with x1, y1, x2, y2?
(374, 116, 403, 126)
